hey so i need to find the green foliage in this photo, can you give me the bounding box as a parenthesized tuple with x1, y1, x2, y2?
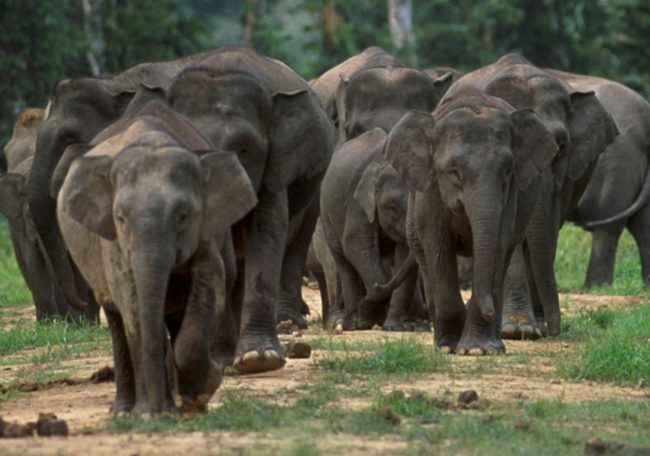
(560, 304, 650, 385)
(0, 220, 32, 306)
(316, 337, 448, 376)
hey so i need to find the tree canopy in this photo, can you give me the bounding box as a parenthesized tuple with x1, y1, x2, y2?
(1, 0, 648, 145)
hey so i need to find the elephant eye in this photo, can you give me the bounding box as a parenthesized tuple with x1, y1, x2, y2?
(114, 212, 126, 226)
(448, 167, 463, 185)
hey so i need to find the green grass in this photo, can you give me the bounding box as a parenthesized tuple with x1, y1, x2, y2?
(559, 304, 650, 386)
(315, 337, 448, 377)
(555, 224, 648, 295)
(0, 318, 109, 356)
(0, 219, 32, 306)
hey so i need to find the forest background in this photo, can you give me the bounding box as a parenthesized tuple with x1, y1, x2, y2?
(0, 0, 648, 145)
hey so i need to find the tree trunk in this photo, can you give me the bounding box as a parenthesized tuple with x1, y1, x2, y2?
(388, 0, 417, 66)
(82, 0, 105, 76)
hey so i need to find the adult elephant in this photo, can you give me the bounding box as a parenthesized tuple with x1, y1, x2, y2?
(320, 128, 427, 331)
(57, 99, 257, 415)
(441, 54, 617, 338)
(28, 49, 218, 319)
(386, 89, 558, 354)
(548, 71, 650, 288)
(162, 46, 334, 373)
(0, 108, 99, 322)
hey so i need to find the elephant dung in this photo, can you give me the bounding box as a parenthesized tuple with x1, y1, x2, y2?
(285, 341, 312, 359)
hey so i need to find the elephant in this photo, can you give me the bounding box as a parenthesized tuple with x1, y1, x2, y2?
(320, 128, 427, 331)
(385, 88, 558, 354)
(28, 48, 221, 322)
(30, 45, 334, 375)
(162, 46, 335, 373)
(0, 108, 99, 322)
(440, 54, 618, 339)
(424, 67, 465, 84)
(548, 70, 650, 288)
(56, 99, 258, 415)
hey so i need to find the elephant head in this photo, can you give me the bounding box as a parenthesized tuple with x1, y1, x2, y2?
(385, 90, 557, 321)
(335, 66, 453, 143)
(165, 67, 333, 194)
(354, 156, 409, 244)
(481, 58, 618, 191)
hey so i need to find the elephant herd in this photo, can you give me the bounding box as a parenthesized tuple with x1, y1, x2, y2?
(1, 44, 648, 415)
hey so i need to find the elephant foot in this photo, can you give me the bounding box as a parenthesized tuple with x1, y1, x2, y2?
(211, 342, 236, 373)
(456, 331, 505, 356)
(233, 332, 286, 374)
(109, 398, 135, 415)
(325, 310, 344, 331)
(501, 311, 542, 340)
(435, 333, 460, 353)
(276, 306, 308, 330)
(130, 398, 178, 416)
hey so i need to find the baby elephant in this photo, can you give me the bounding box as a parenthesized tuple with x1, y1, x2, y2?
(320, 128, 425, 331)
(56, 100, 257, 415)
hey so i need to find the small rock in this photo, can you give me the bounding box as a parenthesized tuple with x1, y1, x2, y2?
(549, 379, 562, 385)
(286, 342, 312, 359)
(636, 377, 646, 389)
(585, 438, 625, 454)
(0, 417, 34, 438)
(375, 407, 400, 426)
(276, 320, 295, 335)
(514, 419, 531, 430)
(89, 366, 115, 383)
(458, 390, 479, 405)
(36, 413, 69, 437)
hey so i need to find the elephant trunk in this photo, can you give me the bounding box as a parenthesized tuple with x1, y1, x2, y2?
(131, 235, 175, 413)
(27, 127, 87, 313)
(371, 253, 417, 297)
(467, 190, 504, 321)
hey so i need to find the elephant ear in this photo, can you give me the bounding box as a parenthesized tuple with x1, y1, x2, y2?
(510, 109, 558, 191)
(266, 89, 334, 192)
(50, 144, 93, 199)
(200, 151, 258, 240)
(566, 91, 618, 181)
(60, 155, 116, 240)
(431, 72, 454, 106)
(354, 162, 382, 223)
(384, 111, 436, 192)
(0, 173, 26, 222)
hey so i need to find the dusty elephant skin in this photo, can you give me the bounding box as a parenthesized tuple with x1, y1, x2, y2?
(56, 100, 258, 415)
(0, 109, 99, 322)
(551, 71, 650, 289)
(320, 128, 426, 331)
(442, 54, 618, 339)
(163, 46, 335, 375)
(386, 88, 557, 355)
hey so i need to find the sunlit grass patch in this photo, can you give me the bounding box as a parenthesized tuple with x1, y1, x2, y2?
(0, 220, 32, 307)
(559, 304, 650, 385)
(315, 337, 448, 377)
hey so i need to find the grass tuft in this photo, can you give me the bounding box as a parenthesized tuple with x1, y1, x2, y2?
(315, 337, 448, 377)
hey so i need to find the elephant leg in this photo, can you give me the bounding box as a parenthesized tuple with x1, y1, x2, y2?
(501, 244, 541, 340)
(104, 307, 136, 414)
(233, 189, 287, 375)
(383, 244, 418, 331)
(335, 253, 366, 331)
(174, 241, 223, 409)
(276, 193, 320, 329)
(627, 204, 650, 284)
(584, 223, 624, 289)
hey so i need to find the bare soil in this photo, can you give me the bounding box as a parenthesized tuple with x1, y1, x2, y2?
(0, 288, 646, 455)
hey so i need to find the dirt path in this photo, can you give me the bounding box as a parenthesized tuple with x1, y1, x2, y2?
(0, 288, 646, 455)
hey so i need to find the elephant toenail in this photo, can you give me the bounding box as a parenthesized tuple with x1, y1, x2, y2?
(242, 352, 259, 363)
(264, 349, 281, 360)
(468, 347, 484, 356)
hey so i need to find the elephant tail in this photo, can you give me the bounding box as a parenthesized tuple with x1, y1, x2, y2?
(578, 166, 650, 230)
(369, 253, 417, 299)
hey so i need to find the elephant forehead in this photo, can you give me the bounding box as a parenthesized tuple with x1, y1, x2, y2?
(438, 106, 512, 136)
(88, 121, 181, 158)
(112, 147, 201, 186)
